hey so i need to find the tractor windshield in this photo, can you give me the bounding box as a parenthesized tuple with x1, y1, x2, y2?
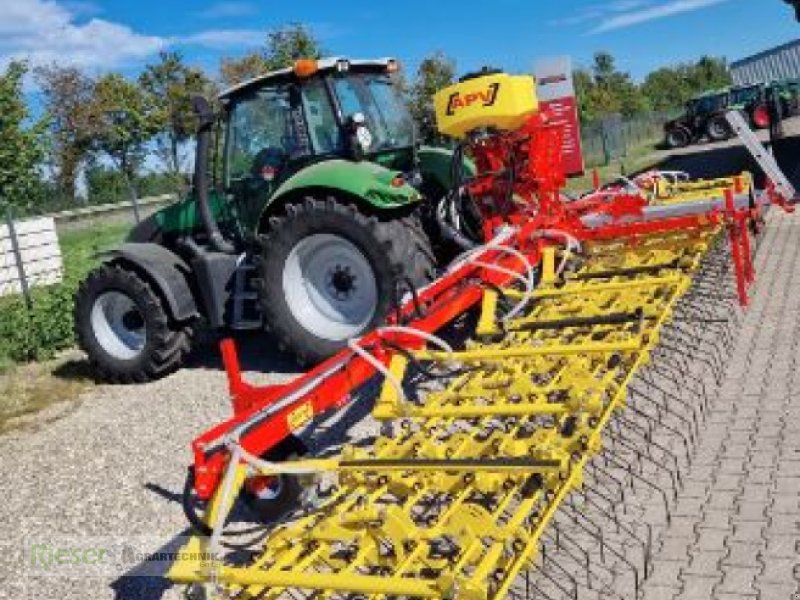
(332, 73, 415, 151)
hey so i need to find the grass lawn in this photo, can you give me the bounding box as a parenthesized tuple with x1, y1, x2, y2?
(0, 222, 130, 431)
(58, 222, 131, 280)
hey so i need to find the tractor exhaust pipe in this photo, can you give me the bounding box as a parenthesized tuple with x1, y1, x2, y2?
(192, 95, 235, 254)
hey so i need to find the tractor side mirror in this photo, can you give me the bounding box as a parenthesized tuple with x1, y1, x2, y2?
(345, 113, 372, 161)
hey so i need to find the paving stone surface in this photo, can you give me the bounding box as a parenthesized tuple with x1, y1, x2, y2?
(641, 211, 800, 600)
(519, 211, 800, 600)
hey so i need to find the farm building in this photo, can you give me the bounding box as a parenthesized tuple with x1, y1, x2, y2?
(731, 39, 800, 85)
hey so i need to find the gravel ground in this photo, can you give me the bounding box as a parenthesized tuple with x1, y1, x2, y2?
(0, 332, 386, 600)
(0, 336, 302, 600)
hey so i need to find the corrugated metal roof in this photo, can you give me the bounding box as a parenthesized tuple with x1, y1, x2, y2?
(730, 39, 800, 85)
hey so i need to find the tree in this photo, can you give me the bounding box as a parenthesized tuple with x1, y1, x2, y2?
(91, 73, 159, 192)
(574, 52, 648, 121)
(0, 62, 47, 211)
(640, 56, 731, 112)
(641, 67, 690, 112)
(140, 51, 214, 176)
(220, 24, 324, 87)
(407, 52, 456, 144)
(685, 56, 731, 93)
(34, 64, 97, 201)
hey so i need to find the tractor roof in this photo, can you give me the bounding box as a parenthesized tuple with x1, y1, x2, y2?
(219, 57, 398, 100)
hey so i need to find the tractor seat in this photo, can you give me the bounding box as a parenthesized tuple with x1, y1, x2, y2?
(251, 147, 287, 182)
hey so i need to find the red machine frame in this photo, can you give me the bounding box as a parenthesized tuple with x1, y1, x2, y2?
(188, 110, 782, 502)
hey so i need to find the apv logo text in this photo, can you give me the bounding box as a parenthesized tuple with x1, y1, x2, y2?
(446, 83, 501, 115)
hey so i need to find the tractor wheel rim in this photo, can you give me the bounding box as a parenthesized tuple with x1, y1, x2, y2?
(283, 233, 378, 341)
(90, 291, 146, 360)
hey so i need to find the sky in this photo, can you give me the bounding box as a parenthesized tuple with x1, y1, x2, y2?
(1, 0, 797, 84)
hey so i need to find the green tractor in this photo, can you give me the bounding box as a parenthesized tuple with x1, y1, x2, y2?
(74, 58, 461, 382)
(663, 84, 775, 149)
(663, 90, 731, 148)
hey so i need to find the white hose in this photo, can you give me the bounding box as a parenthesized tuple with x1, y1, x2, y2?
(238, 446, 325, 475)
(575, 189, 619, 203)
(378, 325, 454, 354)
(347, 338, 407, 404)
(614, 175, 644, 195)
(469, 260, 530, 288)
(453, 241, 536, 322)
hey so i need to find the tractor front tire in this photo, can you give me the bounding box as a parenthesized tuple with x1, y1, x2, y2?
(74, 263, 193, 383)
(706, 116, 732, 142)
(666, 127, 691, 149)
(255, 197, 435, 366)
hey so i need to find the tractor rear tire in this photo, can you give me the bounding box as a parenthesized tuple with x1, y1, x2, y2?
(666, 127, 691, 149)
(255, 197, 435, 366)
(706, 116, 732, 142)
(74, 263, 193, 383)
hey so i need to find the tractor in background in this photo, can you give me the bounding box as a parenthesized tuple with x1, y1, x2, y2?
(74, 58, 464, 382)
(664, 80, 799, 149)
(663, 89, 731, 148)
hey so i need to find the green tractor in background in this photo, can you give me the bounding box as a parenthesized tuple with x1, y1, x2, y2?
(74, 58, 461, 382)
(663, 83, 783, 148)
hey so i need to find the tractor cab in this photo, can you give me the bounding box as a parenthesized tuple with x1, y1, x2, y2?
(685, 90, 729, 118)
(220, 58, 416, 225)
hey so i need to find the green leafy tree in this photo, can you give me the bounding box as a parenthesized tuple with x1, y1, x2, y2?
(140, 51, 215, 176)
(91, 73, 160, 193)
(574, 52, 648, 121)
(573, 68, 597, 122)
(34, 64, 97, 202)
(641, 56, 731, 112)
(85, 162, 181, 205)
(685, 56, 731, 93)
(641, 67, 690, 111)
(220, 24, 324, 87)
(407, 52, 456, 144)
(0, 62, 47, 212)
(593, 52, 647, 117)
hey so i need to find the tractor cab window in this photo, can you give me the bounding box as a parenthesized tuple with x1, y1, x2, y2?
(730, 86, 760, 106)
(300, 79, 342, 154)
(226, 85, 311, 184)
(332, 73, 414, 152)
(691, 94, 727, 116)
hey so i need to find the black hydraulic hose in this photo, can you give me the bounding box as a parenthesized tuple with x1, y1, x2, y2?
(442, 140, 484, 246)
(182, 467, 213, 537)
(392, 276, 426, 325)
(382, 340, 474, 380)
(191, 95, 235, 254)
